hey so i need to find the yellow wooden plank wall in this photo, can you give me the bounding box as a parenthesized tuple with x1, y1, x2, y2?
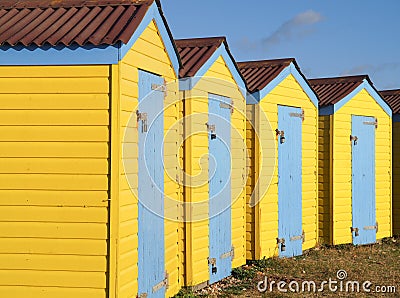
(393, 122, 400, 236)
(258, 74, 318, 257)
(183, 56, 246, 286)
(0, 65, 110, 298)
(245, 105, 256, 260)
(119, 20, 181, 297)
(332, 89, 392, 244)
(318, 116, 331, 244)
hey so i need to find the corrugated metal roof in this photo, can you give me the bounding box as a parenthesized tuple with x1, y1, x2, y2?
(237, 58, 295, 93)
(0, 0, 153, 46)
(309, 75, 370, 107)
(175, 37, 226, 78)
(381, 89, 400, 114)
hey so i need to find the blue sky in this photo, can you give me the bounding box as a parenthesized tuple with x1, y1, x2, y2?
(161, 1, 400, 90)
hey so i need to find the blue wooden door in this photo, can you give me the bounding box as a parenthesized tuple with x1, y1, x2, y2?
(352, 115, 376, 245)
(277, 105, 303, 257)
(208, 94, 232, 284)
(138, 70, 165, 298)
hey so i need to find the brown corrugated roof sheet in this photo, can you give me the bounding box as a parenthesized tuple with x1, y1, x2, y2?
(309, 75, 372, 107)
(0, 0, 154, 46)
(237, 58, 295, 93)
(175, 37, 226, 78)
(380, 89, 400, 114)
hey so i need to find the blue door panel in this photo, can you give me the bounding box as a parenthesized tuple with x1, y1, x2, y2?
(138, 70, 165, 298)
(278, 105, 302, 257)
(208, 94, 232, 284)
(352, 115, 376, 245)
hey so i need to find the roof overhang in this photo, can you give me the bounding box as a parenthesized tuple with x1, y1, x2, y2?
(319, 78, 392, 117)
(246, 62, 319, 108)
(179, 43, 247, 99)
(0, 1, 180, 76)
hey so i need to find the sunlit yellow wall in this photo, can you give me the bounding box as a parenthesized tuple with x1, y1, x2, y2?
(318, 116, 332, 244)
(393, 122, 400, 236)
(119, 20, 181, 297)
(255, 74, 318, 258)
(182, 55, 246, 286)
(0, 65, 110, 297)
(332, 89, 392, 244)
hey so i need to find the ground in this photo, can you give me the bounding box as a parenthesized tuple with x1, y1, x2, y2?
(174, 237, 399, 297)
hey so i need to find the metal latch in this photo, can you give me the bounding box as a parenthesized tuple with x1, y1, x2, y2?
(351, 227, 359, 237)
(206, 123, 216, 140)
(208, 257, 217, 274)
(152, 272, 169, 293)
(275, 129, 285, 144)
(277, 238, 286, 251)
(220, 247, 235, 260)
(289, 109, 305, 121)
(290, 231, 305, 243)
(136, 110, 148, 133)
(350, 135, 358, 145)
(151, 83, 167, 95)
(220, 100, 234, 114)
(364, 222, 378, 233)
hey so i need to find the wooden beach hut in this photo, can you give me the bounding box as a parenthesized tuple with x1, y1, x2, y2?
(0, 0, 183, 297)
(380, 89, 400, 236)
(238, 58, 319, 259)
(175, 37, 247, 288)
(310, 75, 392, 246)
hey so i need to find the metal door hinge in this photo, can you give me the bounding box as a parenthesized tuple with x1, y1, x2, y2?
(289, 109, 305, 121)
(351, 227, 359, 237)
(364, 222, 378, 233)
(152, 272, 169, 293)
(290, 230, 305, 243)
(136, 110, 148, 133)
(363, 118, 378, 128)
(152, 83, 167, 97)
(275, 129, 285, 144)
(220, 100, 234, 114)
(220, 247, 235, 260)
(208, 257, 216, 265)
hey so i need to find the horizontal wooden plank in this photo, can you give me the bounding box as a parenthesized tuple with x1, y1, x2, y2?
(0, 254, 107, 271)
(0, 94, 109, 110)
(0, 174, 108, 190)
(0, 190, 108, 207)
(0, 205, 108, 223)
(0, 78, 109, 94)
(0, 270, 106, 288)
(0, 222, 107, 239)
(0, 65, 109, 78)
(0, 238, 107, 255)
(0, 158, 108, 174)
(0, 142, 109, 158)
(0, 126, 109, 141)
(0, 110, 109, 126)
(0, 286, 106, 298)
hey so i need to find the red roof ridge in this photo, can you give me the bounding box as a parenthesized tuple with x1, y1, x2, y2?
(0, 0, 152, 9)
(175, 36, 225, 48)
(308, 74, 369, 85)
(380, 89, 400, 95)
(237, 58, 295, 69)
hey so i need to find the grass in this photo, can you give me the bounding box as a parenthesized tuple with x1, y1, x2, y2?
(179, 237, 399, 297)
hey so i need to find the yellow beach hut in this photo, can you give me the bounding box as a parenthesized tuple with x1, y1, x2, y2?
(0, 0, 183, 297)
(380, 89, 400, 236)
(310, 75, 392, 245)
(175, 37, 247, 288)
(238, 58, 319, 259)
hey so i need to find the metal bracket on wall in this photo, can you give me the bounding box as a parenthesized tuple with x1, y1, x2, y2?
(289, 109, 305, 121)
(290, 230, 305, 243)
(220, 247, 235, 260)
(363, 118, 378, 128)
(219, 100, 234, 114)
(364, 222, 378, 233)
(151, 82, 167, 97)
(152, 272, 169, 293)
